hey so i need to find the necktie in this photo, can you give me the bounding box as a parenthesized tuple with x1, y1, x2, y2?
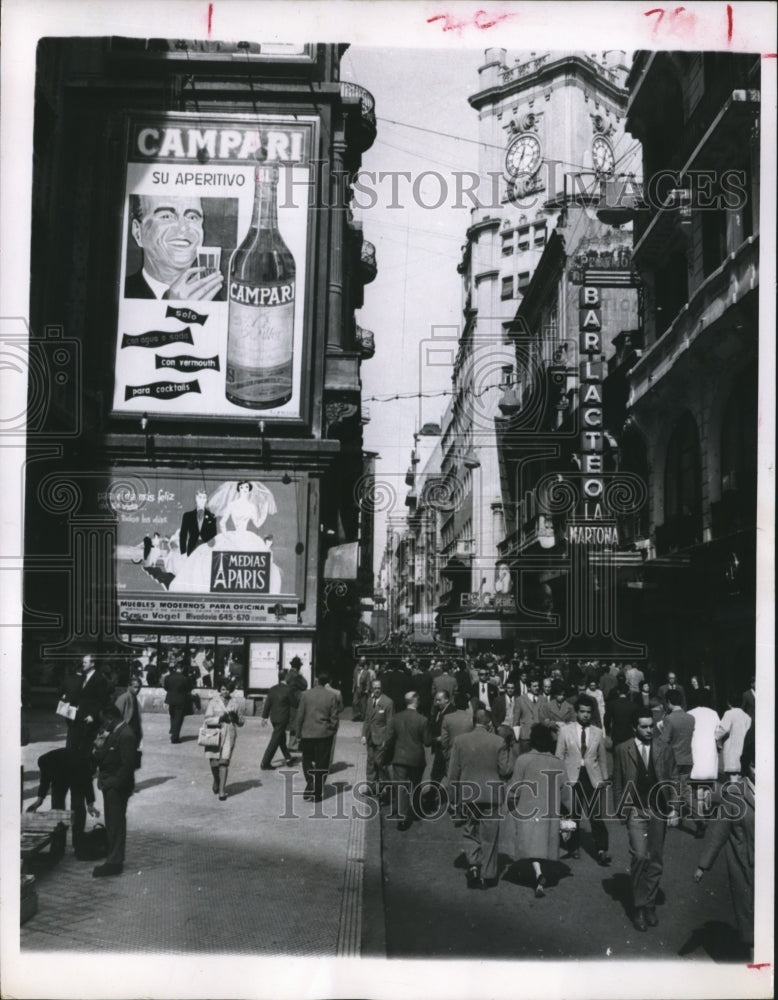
(641, 743, 650, 768)
(580, 726, 587, 757)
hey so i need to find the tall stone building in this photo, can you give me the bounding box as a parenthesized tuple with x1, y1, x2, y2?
(23, 39, 377, 696)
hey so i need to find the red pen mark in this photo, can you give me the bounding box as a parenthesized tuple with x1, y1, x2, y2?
(765, 53, 778, 58)
(726, 3, 733, 43)
(427, 10, 515, 33)
(207, 2, 213, 38)
(747, 963, 771, 970)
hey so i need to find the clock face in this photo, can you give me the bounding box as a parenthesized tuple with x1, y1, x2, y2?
(592, 136, 615, 176)
(505, 134, 542, 177)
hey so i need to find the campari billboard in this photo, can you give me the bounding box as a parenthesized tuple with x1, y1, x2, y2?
(113, 112, 319, 422)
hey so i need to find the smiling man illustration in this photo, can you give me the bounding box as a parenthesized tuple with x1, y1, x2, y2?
(125, 194, 224, 301)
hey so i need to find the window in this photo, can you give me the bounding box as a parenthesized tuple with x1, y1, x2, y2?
(518, 271, 531, 290)
(533, 224, 547, 247)
(501, 276, 514, 300)
(517, 227, 530, 252)
(501, 233, 513, 256)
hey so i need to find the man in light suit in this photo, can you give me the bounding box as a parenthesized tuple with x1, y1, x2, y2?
(613, 710, 679, 931)
(556, 694, 611, 866)
(382, 691, 428, 830)
(448, 709, 513, 889)
(179, 489, 217, 557)
(516, 678, 545, 754)
(295, 671, 340, 802)
(361, 678, 394, 798)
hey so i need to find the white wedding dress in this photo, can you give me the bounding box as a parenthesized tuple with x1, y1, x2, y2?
(169, 487, 283, 594)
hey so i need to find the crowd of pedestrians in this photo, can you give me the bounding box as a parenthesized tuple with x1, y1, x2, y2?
(24, 649, 756, 957)
(353, 651, 756, 954)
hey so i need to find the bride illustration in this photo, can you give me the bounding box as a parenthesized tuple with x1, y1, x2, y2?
(168, 480, 283, 593)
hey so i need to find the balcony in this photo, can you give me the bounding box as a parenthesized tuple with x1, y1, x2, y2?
(340, 81, 377, 152)
(360, 240, 377, 284)
(456, 538, 475, 558)
(630, 235, 758, 408)
(355, 324, 375, 360)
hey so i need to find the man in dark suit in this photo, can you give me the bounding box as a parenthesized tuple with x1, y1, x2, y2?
(381, 662, 411, 712)
(448, 708, 513, 888)
(491, 680, 519, 730)
(604, 679, 638, 748)
(361, 678, 394, 798)
(657, 671, 687, 711)
(425, 689, 455, 804)
(163, 663, 192, 744)
(453, 660, 473, 703)
(295, 671, 340, 802)
(472, 668, 498, 713)
(26, 746, 99, 856)
(516, 678, 545, 754)
(179, 489, 218, 557)
(556, 695, 611, 866)
(67, 654, 112, 755)
(539, 679, 576, 735)
(382, 691, 429, 830)
(613, 710, 679, 931)
(260, 671, 296, 769)
(92, 705, 138, 877)
(408, 662, 433, 718)
(124, 194, 224, 301)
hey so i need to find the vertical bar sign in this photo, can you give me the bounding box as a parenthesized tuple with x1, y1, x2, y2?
(579, 286, 605, 521)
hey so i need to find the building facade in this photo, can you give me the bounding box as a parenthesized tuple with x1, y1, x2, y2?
(23, 38, 377, 696)
(436, 48, 638, 652)
(621, 50, 760, 691)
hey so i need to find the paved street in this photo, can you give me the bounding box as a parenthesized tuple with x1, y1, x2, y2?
(18, 711, 750, 966)
(21, 711, 376, 956)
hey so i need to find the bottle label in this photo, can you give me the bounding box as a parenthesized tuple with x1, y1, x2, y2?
(226, 279, 294, 405)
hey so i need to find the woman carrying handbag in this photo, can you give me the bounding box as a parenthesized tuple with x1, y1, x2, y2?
(202, 680, 244, 800)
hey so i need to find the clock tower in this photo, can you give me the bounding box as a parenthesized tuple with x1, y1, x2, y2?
(465, 49, 637, 311)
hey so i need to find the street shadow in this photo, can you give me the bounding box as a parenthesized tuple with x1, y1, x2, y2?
(323, 782, 353, 799)
(500, 858, 572, 889)
(225, 779, 263, 796)
(135, 776, 176, 792)
(678, 920, 752, 963)
(601, 872, 632, 916)
(329, 761, 351, 774)
(177, 735, 199, 744)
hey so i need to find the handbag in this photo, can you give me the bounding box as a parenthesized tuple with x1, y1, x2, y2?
(56, 700, 77, 721)
(197, 723, 221, 748)
(76, 823, 108, 860)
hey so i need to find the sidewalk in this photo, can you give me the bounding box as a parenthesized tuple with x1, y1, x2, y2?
(20, 712, 383, 956)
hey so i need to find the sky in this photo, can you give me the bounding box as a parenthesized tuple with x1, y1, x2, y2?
(340, 46, 484, 571)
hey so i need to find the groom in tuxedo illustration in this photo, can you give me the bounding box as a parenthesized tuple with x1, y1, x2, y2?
(179, 489, 217, 556)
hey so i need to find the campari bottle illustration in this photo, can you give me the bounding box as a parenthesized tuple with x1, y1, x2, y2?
(226, 157, 295, 409)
